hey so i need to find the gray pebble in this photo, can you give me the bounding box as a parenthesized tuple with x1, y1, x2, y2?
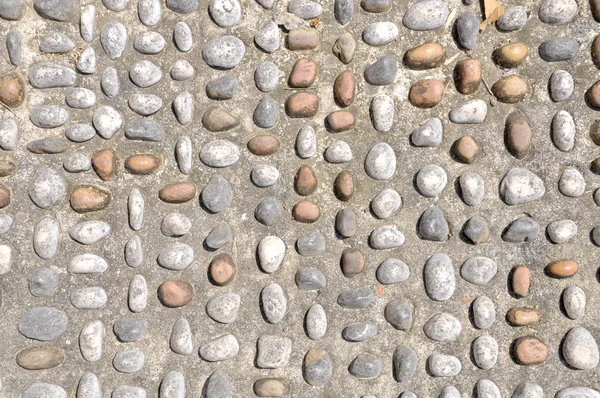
(592, 226, 600, 246)
(77, 372, 101, 398)
(403, 0, 449, 31)
(170, 318, 193, 355)
(459, 172, 484, 206)
(336, 208, 356, 237)
(112, 386, 146, 398)
(364, 55, 397, 85)
(463, 216, 489, 245)
(460, 256, 497, 285)
(418, 207, 449, 242)
(29, 267, 58, 297)
(66, 88, 96, 109)
(0, 0, 24, 20)
(174, 92, 194, 125)
(29, 62, 76, 88)
(80, 5, 95, 42)
(206, 293, 240, 324)
(161, 213, 192, 237)
(539, 0, 577, 25)
(68, 254, 108, 274)
(69, 220, 111, 245)
(370, 226, 405, 249)
(371, 188, 401, 219)
(363, 22, 398, 46)
(512, 383, 544, 398)
(66, 124, 95, 143)
(167, 0, 198, 13)
(499, 168, 545, 205)
(138, 0, 161, 26)
(333, 32, 356, 64)
(40, 32, 74, 53)
(289, 0, 322, 18)
(254, 97, 279, 128)
(76, 46, 96, 74)
(325, 140, 352, 163)
(71, 286, 108, 309)
(160, 371, 185, 398)
(424, 253, 455, 301)
(335, 0, 354, 24)
(305, 303, 327, 339)
(102, 0, 128, 11)
(401, 393, 417, 398)
(370, 94, 394, 132)
(449, 99, 487, 124)
(203, 36, 245, 69)
(200, 140, 240, 167)
(393, 346, 417, 382)
(559, 167, 585, 197)
(171, 60, 195, 80)
(251, 164, 280, 187)
(377, 258, 409, 285)
(296, 268, 326, 290)
(427, 354, 461, 377)
(440, 386, 461, 398)
(206, 222, 232, 249)
(255, 196, 283, 226)
(303, 348, 332, 386)
(552, 110, 575, 151)
(342, 323, 378, 342)
(361, 0, 391, 12)
(29, 167, 66, 209)
(209, 0, 242, 27)
(257, 235, 285, 273)
(94, 106, 123, 139)
(128, 188, 144, 231)
(30, 106, 69, 128)
(349, 354, 381, 378)
(539, 37, 579, 62)
(80, 322, 104, 361)
(18, 306, 68, 341)
(556, 387, 600, 398)
(365, 142, 396, 180)
(503, 216, 539, 242)
(204, 371, 231, 398)
(472, 295, 495, 329)
(456, 12, 478, 50)
(296, 125, 317, 158)
(497, 6, 527, 31)
(472, 335, 498, 370)
(126, 119, 164, 142)
(255, 20, 280, 53)
(338, 287, 373, 309)
(34, 0, 77, 21)
(128, 275, 147, 313)
(256, 335, 292, 368)
(6, 31, 22, 66)
(113, 349, 145, 373)
(173, 22, 193, 52)
(114, 319, 147, 342)
(27, 139, 68, 154)
(125, 236, 143, 268)
(206, 76, 239, 99)
(595, 188, 600, 206)
(130, 60, 162, 87)
(176, 136, 193, 174)
(547, 219, 577, 243)
(33, 216, 60, 259)
(550, 70, 574, 102)
(101, 67, 120, 98)
(128, 94, 163, 116)
(411, 118, 443, 147)
(157, 243, 194, 270)
(261, 282, 287, 323)
(23, 383, 67, 398)
(0, 244, 11, 275)
(416, 164, 447, 197)
(297, 230, 326, 256)
(476, 380, 501, 398)
(424, 313, 461, 342)
(101, 21, 127, 60)
(562, 286, 586, 320)
(0, 214, 13, 234)
(255, 61, 279, 92)
(133, 31, 165, 54)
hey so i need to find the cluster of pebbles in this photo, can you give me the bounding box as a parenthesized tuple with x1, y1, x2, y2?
(1, 0, 600, 395)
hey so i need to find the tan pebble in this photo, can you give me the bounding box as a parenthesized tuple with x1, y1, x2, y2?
(453, 136, 480, 164)
(326, 111, 356, 132)
(587, 81, 600, 108)
(409, 79, 445, 108)
(404, 42, 445, 70)
(253, 378, 291, 397)
(286, 92, 319, 118)
(0, 185, 9, 208)
(333, 70, 355, 107)
(513, 336, 549, 365)
(158, 280, 194, 308)
(159, 182, 196, 203)
(202, 106, 239, 132)
(0, 159, 16, 177)
(70, 185, 111, 213)
(125, 154, 161, 175)
(16, 346, 65, 370)
(332, 32, 356, 64)
(294, 165, 317, 196)
(492, 75, 530, 103)
(505, 111, 532, 159)
(454, 59, 481, 95)
(506, 307, 540, 326)
(493, 43, 528, 68)
(91, 148, 117, 181)
(334, 170, 354, 201)
(247, 135, 280, 156)
(209, 253, 236, 286)
(511, 266, 531, 298)
(292, 201, 320, 223)
(341, 248, 364, 277)
(545, 259, 578, 278)
(0, 72, 26, 108)
(289, 58, 317, 88)
(288, 29, 318, 50)
(590, 120, 600, 145)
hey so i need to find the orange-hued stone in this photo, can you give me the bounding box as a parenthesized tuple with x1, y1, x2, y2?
(511, 266, 531, 297)
(209, 253, 236, 286)
(454, 59, 481, 95)
(292, 201, 320, 223)
(0, 72, 25, 108)
(334, 170, 354, 201)
(404, 42, 446, 70)
(125, 154, 161, 175)
(158, 280, 194, 307)
(545, 259, 579, 278)
(513, 336, 549, 365)
(247, 135, 280, 156)
(295, 165, 317, 196)
(92, 149, 117, 181)
(289, 58, 318, 88)
(70, 185, 111, 213)
(506, 307, 540, 326)
(453, 136, 480, 164)
(159, 182, 196, 203)
(334, 70, 355, 107)
(286, 92, 319, 118)
(491, 75, 530, 103)
(409, 79, 444, 108)
(326, 111, 356, 132)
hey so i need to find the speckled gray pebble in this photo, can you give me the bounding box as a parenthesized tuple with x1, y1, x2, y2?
(139, 0, 161, 26)
(29, 267, 58, 297)
(370, 94, 394, 132)
(255, 20, 280, 53)
(206, 293, 240, 324)
(558, 167, 585, 197)
(69, 220, 111, 245)
(40, 32, 74, 53)
(550, 70, 574, 102)
(499, 168, 545, 205)
(289, 0, 322, 18)
(305, 303, 327, 339)
(173, 22, 192, 52)
(472, 335, 498, 370)
(364, 55, 397, 85)
(512, 383, 544, 398)
(261, 282, 287, 323)
(297, 230, 326, 256)
(335, 0, 353, 24)
(101, 67, 120, 98)
(393, 346, 417, 382)
(209, 0, 242, 27)
(101, 21, 127, 60)
(552, 110, 575, 151)
(459, 172, 484, 205)
(205, 222, 232, 249)
(411, 118, 443, 147)
(503, 216, 539, 242)
(167, 0, 198, 13)
(456, 12, 478, 50)
(338, 287, 373, 309)
(547, 219, 577, 243)
(254, 97, 279, 128)
(296, 125, 317, 158)
(77, 372, 101, 398)
(403, 0, 449, 31)
(29, 62, 76, 88)
(203, 36, 245, 69)
(34, 0, 78, 21)
(66, 88, 96, 109)
(33, 216, 60, 259)
(200, 140, 240, 167)
(296, 268, 326, 290)
(161, 213, 192, 237)
(251, 164, 280, 187)
(204, 370, 231, 398)
(71, 287, 108, 309)
(76, 46, 96, 74)
(371, 188, 401, 219)
(256, 335, 292, 369)
(0, 215, 13, 234)
(255, 61, 279, 92)
(424, 254, 455, 301)
(472, 295, 495, 329)
(325, 140, 352, 163)
(94, 106, 123, 139)
(363, 22, 398, 46)
(539, 0, 577, 25)
(539, 37, 579, 62)
(159, 371, 185, 398)
(427, 354, 461, 377)
(112, 386, 146, 398)
(449, 99, 487, 124)
(335, 208, 356, 237)
(376, 258, 409, 285)
(497, 6, 527, 31)
(416, 164, 447, 197)
(418, 207, 448, 242)
(343, 323, 377, 342)
(365, 142, 396, 180)
(134, 31, 165, 54)
(255, 196, 283, 226)
(0, 0, 24, 20)
(476, 379, 501, 398)
(129, 94, 163, 116)
(130, 60, 162, 88)
(126, 119, 164, 142)
(23, 383, 67, 398)
(562, 286, 586, 320)
(30, 106, 69, 129)
(28, 167, 66, 209)
(349, 354, 381, 378)
(424, 313, 461, 342)
(113, 349, 145, 373)
(6, 31, 22, 66)
(114, 319, 147, 342)
(370, 226, 405, 249)
(461, 256, 497, 285)
(18, 307, 68, 341)
(170, 318, 193, 355)
(125, 237, 143, 268)
(157, 243, 194, 270)
(199, 334, 240, 361)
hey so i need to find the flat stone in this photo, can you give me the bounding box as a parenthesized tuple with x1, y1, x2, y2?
(361, 0, 391, 12)
(552, 110, 575, 151)
(113, 349, 145, 373)
(254, 97, 279, 128)
(334, 70, 355, 107)
(297, 230, 326, 256)
(338, 287, 373, 309)
(69, 220, 111, 245)
(203, 36, 245, 69)
(336, 208, 356, 237)
(19, 307, 68, 341)
(69, 254, 108, 274)
(325, 140, 352, 163)
(66, 88, 96, 109)
(255, 196, 283, 225)
(403, 0, 449, 30)
(33, 216, 60, 260)
(170, 318, 193, 355)
(289, 0, 322, 18)
(126, 119, 164, 142)
(101, 22, 127, 59)
(76, 46, 96, 74)
(0, 118, 18, 150)
(424, 313, 461, 342)
(296, 268, 326, 290)
(160, 213, 191, 237)
(376, 258, 409, 285)
(199, 334, 239, 361)
(539, 37, 579, 62)
(93, 106, 123, 139)
(30, 106, 68, 128)
(286, 92, 319, 117)
(472, 335, 498, 369)
(370, 226, 405, 249)
(167, 0, 198, 13)
(472, 295, 495, 329)
(251, 165, 279, 188)
(370, 94, 394, 132)
(416, 164, 446, 197)
(205, 222, 232, 249)
(427, 354, 461, 377)
(335, 0, 353, 24)
(256, 335, 292, 369)
(23, 383, 67, 398)
(206, 293, 240, 323)
(128, 94, 163, 116)
(255, 61, 279, 92)
(449, 99, 487, 123)
(254, 379, 291, 397)
(556, 387, 600, 398)
(424, 253, 455, 301)
(103, 0, 128, 12)
(128, 275, 147, 313)
(114, 319, 147, 342)
(506, 307, 540, 326)
(80, 5, 95, 42)
(497, 6, 527, 30)
(456, 12, 478, 50)
(71, 286, 108, 309)
(29, 267, 58, 297)
(175, 136, 193, 174)
(206, 76, 239, 99)
(349, 354, 381, 378)
(40, 32, 74, 53)
(71, 185, 111, 213)
(500, 168, 545, 205)
(200, 140, 240, 167)
(364, 55, 397, 85)
(303, 348, 332, 386)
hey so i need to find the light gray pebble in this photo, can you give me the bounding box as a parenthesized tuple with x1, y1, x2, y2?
(403, 0, 449, 31)
(113, 349, 145, 373)
(255, 61, 279, 92)
(0, 244, 11, 275)
(411, 118, 442, 147)
(552, 110, 575, 151)
(200, 140, 240, 167)
(296, 268, 326, 290)
(94, 106, 123, 139)
(472, 296, 495, 329)
(336, 208, 356, 237)
(0, 0, 24, 20)
(303, 348, 332, 386)
(207, 293, 240, 324)
(418, 207, 448, 242)
(167, 0, 198, 13)
(497, 6, 527, 30)
(257, 235, 285, 273)
(71, 287, 108, 309)
(364, 55, 397, 85)
(157, 243, 194, 270)
(81, 321, 104, 362)
(362, 22, 398, 46)
(256, 0, 274, 8)
(138, 0, 161, 26)
(66, 88, 96, 109)
(200, 334, 239, 361)
(512, 383, 543, 398)
(439, 386, 461, 398)
(204, 371, 231, 398)
(365, 142, 396, 180)
(335, 0, 353, 24)
(306, 304, 327, 339)
(112, 386, 146, 398)
(69, 220, 111, 245)
(40, 31, 74, 53)
(563, 286, 586, 320)
(128, 275, 147, 313)
(256, 335, 292, 369)
(550, 70, 574, 102)
(370, 94, 394, 132)
(6, 31, 22, 66)
(33, 216, 60, 259)
(171, 60, 194, 80)
(349, 354, 381, 378)
(424, 313, 461, 342)
(459, 172, 484, 205)
(125, 236, 143, 268)
(170, 318, 193, 355)
(288, 0, 322, 18)
(176, 136, 193, 174)
(595, 188, 600, 206)
(101, 67, 120, 98)
(209, 0, 242, 27)
(254, 97, 279, 128)
(393, 346, 417, 382)
(456, 12, 478, 50)
(159, 371, 185, 398)
(338, 287, 373, 309)
(23, 383, 67, 398)
(128, 94, 162, 116)
(401, 393, 417, 398)
(261, 282, 287, 323)
(0, 215, 13, 234)
(296, 125, 317, 158)
(28, 167, 66, 209)
(416, 164, 447, 197)
(203, 36, 245, 69)
(556, 387, 600, 398)
(449, 99, 487, 123)
(503, 216, 539, 242)
(205, 222, 232, 249)
(424, 254, 455, 301)
(499, 167, 545, 205)
(342, 323, 378, 342)
(173, 22, 192, 52)
(371, 188, 401, 219)
(376, 258, 409, 284)
(101, 21, 127, 60)
(559, 167, 585, 197)
(114, 319, 147, 342)
(29, 267, 58, 297)
(547, 219, 577, 243)
(68, 254, 108, 274)
(255, 196, 283, 225)
(30, 106, 68, 128)
(77, 372, 101, 398)
(370, 226, 405, 249)
(102, 0, 128, 11)
(361, 0, 390, 12)
(134, 31, 165, 54)
(130, 60, 162, 87)
(427, 354, 461, 377)
(77, 46, 96, 74)
(29, 62, 76, 88)
(333, 32, 356, 64)
(173, 92, 194, 125)
(161, 213, 192, 237)
(206, 76, 239, 99)
(251, 164, 280, 187)
(476, 380, 501, 398)
(539, 0, 577, 25)
(128, 188, 144, 231)
(255, 19, 280, 53)
(539, 37, 579, 62)
(297, 230, 326, 256)
(461, 256, 497, 285)
(325, 140, 352, 163)
(66, 124, 95, 143)
(202, 174, 232, 213)
(34, 0, 77, 21)
(463, 216, 489, 244)
(19, 307, 68, 341)
(126, 119, 164, 141)
(472, 335, 498, 370)
(80, 5, 95, 42)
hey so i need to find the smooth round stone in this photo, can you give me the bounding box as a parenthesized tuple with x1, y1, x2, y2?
(101, 67, 119, 98)
(0, 0, 24, 20)
(157, 243, 194, 271)
(100, 22, 127, 60)
(173, 92, 193, 125)
(552, 110, 575, 151)
(364, 55, 397, 85)
(288, 0, 322, 18)
(550, 70, 574, 102)
(296, 268, 326, 290)
(476, 380, 501, 398)
(349, 354, 381, 378)
(113, 349, 145, 373)
(547, 219, 577, 243)
(33, 216, 60, 260)
(77, 373, 101, 398)
(337, 288, 372, 311)
(592, 226, 600, 246)
(449, 99, 487, 123)
(562, 326, 599, 369)
(205, 223, 232, 250)
(65, 88, 96, 110)
(199, 334, 239, 361)
(160, 371, 185, 398)
(251, 165, 279, 188)
(69, 221, 111, 245)
(93, 106, 123, 139)
(0, 215, 13, 234)
(167, 0, 198, 13)
(418, 207, 448, 242)
(202, 174, 232, 213)
(29, 167, 66, 209)
(461, 257, 497, 285)
(539, 0, 577, 25)
(130, 60, 162, 87)
(472, 296, 495, 329)
(558, 167, 585, 197)
(0, 118, 18, 150)
(370, 94, 394, 132)
(371, 189, 401, 219)
(209, 0, 241, 27)
(423, 313, 461, 342)
(416, 164, 447, 197)
(161, 213, 191, 237)
(203, 36, 245, 69)
(34, 0, 77, 21)
(261, 283, 286, 323)
(303, 348, 332, 386)
(257, 236, 285, 273)
(403, 0, 448, 30)
(428, 354, 461, 377)
(393, 346, 417, 382)
(206, 76, 238, 99)
(563, 286, 586, 320)
(103, 0, 128, 11)
(255, 62, 279, 93)
(503, 216, 539, 242)
(206, 293, 240, 324)
(499, 168, 545, 205)
(200, 140, 240, 167)
(23, 383, 67, 398)
(424, 254, 455, 301)
(256, 335, 292, 369)
(472, 335, 498, 370)
(66, 124, 95, 142)
(370, 226, 405, 249)
(173, 22, 192, 52)
(71, 287, 108, 309)
(512, 383, 543, 398)
(204, 371, 231, 398)
(254, 379, 291, 398)
(29, 267, 58, 297)
(114, 319, 147, 342)
(29, 62, 76, 88)
(384, 299, 413, 331)
(30, 106, 68, 128)
(539, 37, 579, 62)
(76, 46, 96, 74)
(497, 6, 527, 30)
(376, 258, 409, 284)
(170, 318, 193, 355)
(139, 0, 161, 26)
(128, 94, 162, 116)
(362, 22, 398, 46)
(254, 97, 279, 128)
(40, 32, 74, 53)
(456, 12, 478, 50)
(463, 216, 489, 245)
(305, 304, 327, 340)
(19, 307, 68, 341)
(343, 323, 378, 342)
(335, 208, 355, 237)
(128, 275, 147, 313)
(255, 197, 283, 226)
(325, 140, 352, 163)
(255, 20, 280, 53)
(361, 0, 391, 12)
(411, 118, 442, 147)
(69, 254, 108, 274)
(440, 386, 460, 398)
(112, 386, 146, 398)
(365, 142, 396, 180)
(459, 172, 484, 205)
(297, 231, 326, 256)
(556, 387, 600, 398)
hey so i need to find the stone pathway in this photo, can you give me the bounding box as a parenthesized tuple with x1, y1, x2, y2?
(1, 0, 600, 396)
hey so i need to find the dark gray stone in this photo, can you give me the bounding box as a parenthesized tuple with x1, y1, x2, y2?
(6, 31, 21, 66)
(255, 197, 283, 226)
(29, 267, 58, 297)
(364, 55, 397, 85)
(34, 0, 78, 21)
(463, 216, 489, 245)
(202, 174, 233, 213)
(456, 12, 478, 50)
(385, 298, 413, 330)
(126, 119, 164, 142)
(338, 288, 373, 309)
(296, 231, 326, 256)
(114, 319, 148, 342)
(418, 207, 448, 242)
(206, 222, 232, 249)
(295, 268, 326, 290)
(253, 97, 279, 128)
(206, 76, 239, 99)
(335, 0, 353, 24)
(393, 346, 417, 382)
(18, 307, 68, 341)
(502, 216, 539, 242)
(539, 37, 579, 62)
(349, 354, 381, 378)
(342, 323, 378, 342)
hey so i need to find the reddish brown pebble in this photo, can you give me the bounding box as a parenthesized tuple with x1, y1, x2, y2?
(158, 280, 194, 308)
(247, 135, 280, 156)
(505, 111, 532, 159)
(545, 259, 579, 278)
(0, 159, 16, 177)
(286, 92, 319, 118)
(0, 72, 26, 108)
(333, 70, 355, 107)
(159, 182, 196, 203)
(334, 170, 354, 201)
(209, 253, 236, 286)
(125, 154, 161, 175)
(288, 28, 319, 50)
(590, 120, 600, 145)
(492, 43, 528, 68)
(592, 0, 600, 22)
(408, 79, 444, 108)
(404, 42, 446, 70)
(453, 136, 480, 164)
(492, 75, 530, 103)
(70, 185, 111, 213)
(91, 149, 117, 181)
(292, 201, 321, 223)
(587, 81, 600, 108)
(506, 307, 540, 326)
(341, 248, 364, 277)
(513, 336, 549, 365)
(289, 58, 318, 88)
(593, 35, 600, 68)
(511, 266, 531, 298)
(295, 165, 317, 196)
(0, 185, 9, 208)
(326, 111, 356, 132)
(454, 59, 481, 95)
